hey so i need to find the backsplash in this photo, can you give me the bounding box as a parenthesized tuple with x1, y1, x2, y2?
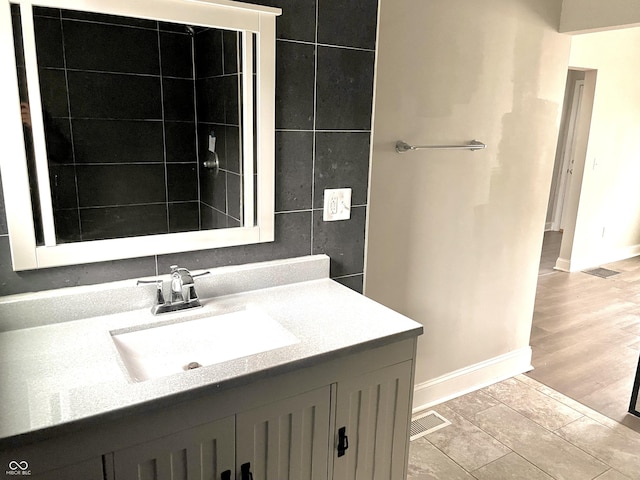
(0, 0, 378, 296)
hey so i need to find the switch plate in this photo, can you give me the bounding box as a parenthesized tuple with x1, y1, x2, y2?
(323, 188, 351, 221)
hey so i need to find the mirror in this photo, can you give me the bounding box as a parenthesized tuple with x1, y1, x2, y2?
(0, 0, 279, 270)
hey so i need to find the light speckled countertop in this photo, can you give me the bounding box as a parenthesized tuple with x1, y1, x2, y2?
(0, 255, 422, 446)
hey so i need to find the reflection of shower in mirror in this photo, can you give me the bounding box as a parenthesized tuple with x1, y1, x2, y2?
(11, 5, 245, 243)
(0, 0, 279, 270)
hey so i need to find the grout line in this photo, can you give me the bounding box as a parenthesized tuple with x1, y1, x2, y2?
(189, 30, 201, 231)
(422, 436, 491, 478)
(331, 273, 363, 280)
(59, 12, 83, 242)
(480, 394, 610, 468)
(277, 37, 375, 53)
(466, 451, 512, 476)
(309, 0, 319, 257)
(156, 25, 170, 233)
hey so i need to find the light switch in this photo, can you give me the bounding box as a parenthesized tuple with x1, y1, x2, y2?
(323, 188, 351, 221)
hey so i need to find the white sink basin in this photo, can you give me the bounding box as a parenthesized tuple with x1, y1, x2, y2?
(111, 307, 298, 382)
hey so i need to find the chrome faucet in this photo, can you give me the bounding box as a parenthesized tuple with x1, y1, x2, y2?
(137, 265, 210, 315)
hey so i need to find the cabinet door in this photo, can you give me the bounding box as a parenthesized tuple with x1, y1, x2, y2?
(111, 416, 234, 480)
(236, 386, 331, 480)
(24, 457, 103, 480)
(332, 361, 413, 480)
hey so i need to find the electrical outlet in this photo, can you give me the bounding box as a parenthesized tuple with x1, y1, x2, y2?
(323, 188, 351, 221)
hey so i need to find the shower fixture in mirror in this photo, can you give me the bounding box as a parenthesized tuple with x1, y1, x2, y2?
(0, 0, 279, 270)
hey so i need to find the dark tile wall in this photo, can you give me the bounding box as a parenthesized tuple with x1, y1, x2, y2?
(0, 0, 378, 296)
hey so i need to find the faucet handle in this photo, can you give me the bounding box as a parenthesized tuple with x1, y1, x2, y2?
(136, 279, 165, 305)
(192, 270, 211, 278)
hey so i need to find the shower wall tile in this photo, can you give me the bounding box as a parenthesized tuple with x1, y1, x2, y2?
(72, 119, 164, 164)
(313, 206, 367, 277)
(275, 40, 315, 130)
(165, 121, 197, 163)
(75, 164, 166, 207)
(62, 20, 160, 75)
(49, 165, 79, 210)
(227, 172, 242, 220)
(169, 202, 200, 233)
(315, 46, 375, 130)
(61, 9, 156, 30)
(317, 0, 378, 50)
(313, 131, 371, 208)
(195, 29, 224, 78)
(67, 71, 162, 120)
(212, 171, 228, 212)
(334, 274, 364, 293)
(53, 208, 81, 243)
(34, 16, 64, 68)
(224, 125, 241, 174)
(162, 77, 196, 122)
(80, 204, 168, 241)
(32, 6, 60, 19)
(196, 77, 225, 123)
(39, 69, 69, 118)
(223, 31, 240, 74)
(44, 117, 73, 165)
(275, 131, 313, 212)
(257, 0, 316, 42)
(166, 164, 199, 202)
(160, 31, 194, 79)
(223, 75, 240, 125)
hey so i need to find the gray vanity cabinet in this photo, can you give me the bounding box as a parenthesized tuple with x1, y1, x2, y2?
(104, 362, 413, 480)
(236, 386, 331, 480)
(333, 361, 413, 480)
(109, 416, 235, 479)
(107, 387, 331, 480)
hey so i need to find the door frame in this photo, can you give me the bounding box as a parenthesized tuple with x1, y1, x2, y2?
(551, 79, 585, 232)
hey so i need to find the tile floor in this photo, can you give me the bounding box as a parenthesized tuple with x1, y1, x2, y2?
(408, 375, 640, 480)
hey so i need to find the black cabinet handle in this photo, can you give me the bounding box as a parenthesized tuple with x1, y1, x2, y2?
(337, 426, 349, 457)
(221, 470, 231, 480)
(241, 462, 254, 480)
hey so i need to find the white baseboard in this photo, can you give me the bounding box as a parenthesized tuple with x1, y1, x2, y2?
(412, 347, 533, 413)
(555, 244, 640, 273)
(555, 256, 571, 272)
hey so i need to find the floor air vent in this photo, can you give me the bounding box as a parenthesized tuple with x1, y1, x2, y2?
(410, 410, 451, 441)
(583, 268, 620, 278)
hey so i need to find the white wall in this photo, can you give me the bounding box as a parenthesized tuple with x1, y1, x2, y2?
(563, 28, 640, 270)
(560, 0, 640, 33)
(365, 0, 571, 408)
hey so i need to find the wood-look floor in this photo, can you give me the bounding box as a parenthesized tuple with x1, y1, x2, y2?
(527, 231, 640, 433)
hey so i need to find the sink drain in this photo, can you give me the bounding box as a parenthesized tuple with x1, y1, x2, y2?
(185, 361, 202, 370)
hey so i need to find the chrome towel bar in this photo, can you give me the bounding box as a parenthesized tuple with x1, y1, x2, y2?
(395, 140, 487, 153)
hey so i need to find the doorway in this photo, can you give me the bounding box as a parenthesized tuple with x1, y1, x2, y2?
(542, 68, 596, 273)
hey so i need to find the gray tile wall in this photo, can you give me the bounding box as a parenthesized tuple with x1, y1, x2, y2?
(0, 0, 378, 296)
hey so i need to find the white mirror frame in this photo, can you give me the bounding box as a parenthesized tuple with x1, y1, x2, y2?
(0, 0, 279, 271)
